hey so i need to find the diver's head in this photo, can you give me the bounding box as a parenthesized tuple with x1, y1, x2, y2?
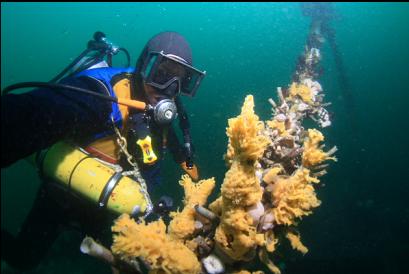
(135, 31, 206, 106)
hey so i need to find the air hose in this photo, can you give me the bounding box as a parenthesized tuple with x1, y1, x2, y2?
(1, 82, 147, 111)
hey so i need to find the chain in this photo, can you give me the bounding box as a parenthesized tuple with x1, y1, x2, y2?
(111, 117, 153, 218)
(116, 133, 135, 168)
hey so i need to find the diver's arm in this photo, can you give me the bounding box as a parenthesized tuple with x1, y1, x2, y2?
(1, 76, 111, 168)
(167, 126, 199, 180)
(166, 125, 186, 164)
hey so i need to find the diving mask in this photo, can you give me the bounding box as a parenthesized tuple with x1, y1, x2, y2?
(141, 51, 206, 97)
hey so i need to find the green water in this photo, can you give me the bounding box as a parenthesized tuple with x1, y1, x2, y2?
(2, 2, 409, 274)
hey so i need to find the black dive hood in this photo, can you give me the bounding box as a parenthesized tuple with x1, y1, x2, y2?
(135, 31, 193, 73)
(134, 31, 192, 99)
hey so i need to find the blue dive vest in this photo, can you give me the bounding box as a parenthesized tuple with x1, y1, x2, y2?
(75, 67, 135, 139)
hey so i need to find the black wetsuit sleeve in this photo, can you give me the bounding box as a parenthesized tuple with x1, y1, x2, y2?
(166, 125, 186, 164)
(1, 76, 112, 168)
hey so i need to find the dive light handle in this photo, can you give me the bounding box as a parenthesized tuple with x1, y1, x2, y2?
(184, 144, 194, 169)
(182, 127, 194, 169)
(175, 97, 195, 170)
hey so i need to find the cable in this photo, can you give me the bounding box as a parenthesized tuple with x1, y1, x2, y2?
(67, 155, 94, 194)
(118, 48, 131, 67)
(1, 82, 118, 103)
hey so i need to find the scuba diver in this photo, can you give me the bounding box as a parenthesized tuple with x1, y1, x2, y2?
(1, 31, 206, 271)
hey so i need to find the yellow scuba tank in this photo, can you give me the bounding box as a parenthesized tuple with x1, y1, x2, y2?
(29, 142, 152, 217)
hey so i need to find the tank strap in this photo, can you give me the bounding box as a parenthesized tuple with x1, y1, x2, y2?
(98, 171, 123, 208)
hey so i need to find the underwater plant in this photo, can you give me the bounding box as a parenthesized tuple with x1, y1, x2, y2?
(106, 81, 336, 274)
(106, 48, 337, 274)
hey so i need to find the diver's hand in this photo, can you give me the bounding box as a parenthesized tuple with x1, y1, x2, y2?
(180, 161, 199, 181)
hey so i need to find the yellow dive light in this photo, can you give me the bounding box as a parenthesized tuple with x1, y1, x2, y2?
(28, 142, 151, 217)
(136, 135, 158, 165)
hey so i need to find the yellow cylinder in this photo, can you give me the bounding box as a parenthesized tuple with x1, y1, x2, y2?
(30, 142, 149, 216)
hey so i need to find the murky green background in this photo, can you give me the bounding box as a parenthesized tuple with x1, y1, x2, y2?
(2, 2, 409, 273)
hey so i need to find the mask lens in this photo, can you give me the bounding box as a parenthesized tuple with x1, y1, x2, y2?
(143, 52, 205, 97)
(181, 69, 203, 96)
(151, 59, 182, 97)
(152, 60, 183, 85)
